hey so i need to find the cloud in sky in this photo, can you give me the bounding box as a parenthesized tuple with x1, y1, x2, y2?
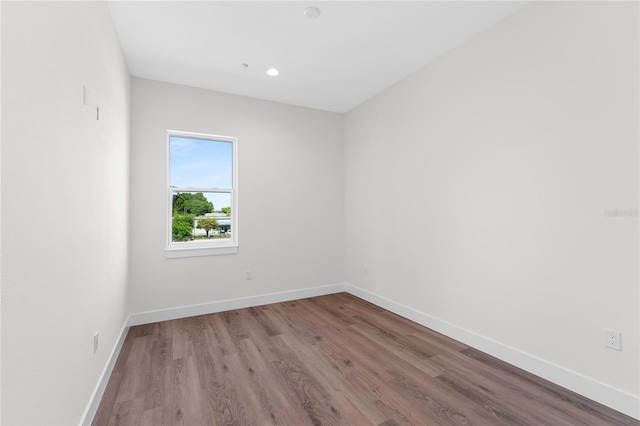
(170, 136, 233, 190)
(170, 136, 233, 210)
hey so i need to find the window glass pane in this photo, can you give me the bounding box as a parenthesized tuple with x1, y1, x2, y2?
(171, 191, 232, 242)
(170, 136, 232, 189)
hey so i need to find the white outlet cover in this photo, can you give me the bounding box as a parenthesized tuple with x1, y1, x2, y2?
(605, 329, 621, 351)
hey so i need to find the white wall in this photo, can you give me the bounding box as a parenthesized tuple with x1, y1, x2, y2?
(2, 1, 637, 423)
(128, 78, 344, 314)
(345, 0, 638, 411)
(0, 2, 4, 420)
(0, 2, 2, 422)
(1, 2, 130, 424)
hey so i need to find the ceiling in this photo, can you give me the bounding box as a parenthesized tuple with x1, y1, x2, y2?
(107, 1, 529, 113)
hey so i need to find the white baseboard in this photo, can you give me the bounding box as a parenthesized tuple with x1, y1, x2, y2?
(81, 283, 346, 425)
(80, 321, 130, 426)
(81, 282, 639, 424)
(127, 283, 347, 326)
(344, 283, 640, 421)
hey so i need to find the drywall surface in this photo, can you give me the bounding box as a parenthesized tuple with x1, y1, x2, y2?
(345, 0, 638, 400)
(0, 2, 3, 422)
(129, 78, 344, 314)
(1, 2, 130, 424)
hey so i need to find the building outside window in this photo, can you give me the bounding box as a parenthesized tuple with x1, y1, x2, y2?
(166, 130, 238, 258)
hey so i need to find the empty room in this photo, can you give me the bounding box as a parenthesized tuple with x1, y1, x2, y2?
(1, 1, 638, 425)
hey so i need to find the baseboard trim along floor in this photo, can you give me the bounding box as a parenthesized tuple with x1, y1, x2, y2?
(344, 283, 640, 421)
(81, 282, 640, 424)
(81, 320, 129, 426)
(127, 283, 347, 326)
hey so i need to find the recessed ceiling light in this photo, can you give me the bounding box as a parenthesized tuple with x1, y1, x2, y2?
(266, 68, 280, 77)
(303, 6, 321, 20)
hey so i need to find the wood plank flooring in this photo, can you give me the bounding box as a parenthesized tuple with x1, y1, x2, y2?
(93, 293, 638, 425)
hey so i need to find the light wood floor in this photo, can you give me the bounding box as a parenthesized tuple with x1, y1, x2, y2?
(93, 293, 638, 425)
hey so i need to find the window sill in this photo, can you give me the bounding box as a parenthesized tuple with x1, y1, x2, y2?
(165, 243, 239, 258)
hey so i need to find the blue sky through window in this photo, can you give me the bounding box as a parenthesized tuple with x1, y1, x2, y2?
(170, 135, 233, 212)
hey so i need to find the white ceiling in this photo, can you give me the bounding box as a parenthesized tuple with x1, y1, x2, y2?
(107, 1, 529, 113)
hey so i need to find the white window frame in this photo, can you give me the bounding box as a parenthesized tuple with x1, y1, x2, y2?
(164, 130, 238, 258)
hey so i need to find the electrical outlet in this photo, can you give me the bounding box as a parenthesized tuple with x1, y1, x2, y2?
(363, 265, 368, 276)
(94, 332, 99, 354)
(246, 270, 253, 280)
(605, 329, 621, 351)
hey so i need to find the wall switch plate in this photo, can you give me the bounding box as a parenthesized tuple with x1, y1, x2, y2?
(94, 332, 99, 354)
(605, 329, 621, 351)
(246, 270, 253, 280)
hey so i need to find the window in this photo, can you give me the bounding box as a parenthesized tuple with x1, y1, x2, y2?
(165, 130, 238, 258)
